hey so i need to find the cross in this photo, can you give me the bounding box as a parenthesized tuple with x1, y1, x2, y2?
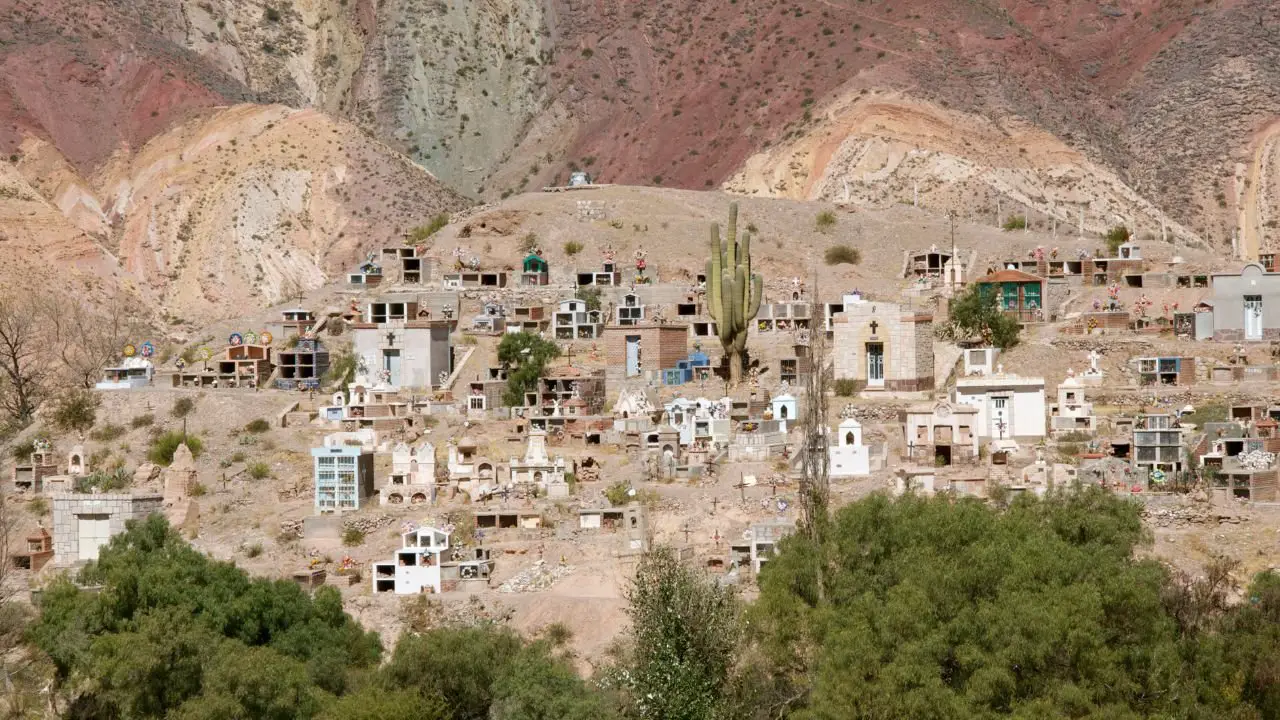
(710, 497, 720, 515)
(292, 287, 306, 306)
(869, 320, 879, 335)
(385, 331, 397, 346)
(736, 478, 747, 502)
(681, 525, 692, 544)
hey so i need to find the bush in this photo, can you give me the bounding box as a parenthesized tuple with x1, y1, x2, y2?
(51, 390, 100, 433)
(171, 397, 196, 419)
(130, 414, 155, 429)
(1105, 224, 1131, 255)
(408, 213, 450, 244)
(244, 418, 271, 434)
(28, 497, 48, 516)
(1002, 214, 1028, 231)
(246, 462, 272, 480)
(89, 424, 127, 443)
(148, 431, 203, 466)
(604, 481, 633, 507)
(245, 543, 264, 559)
(74, 468, 131, 493)
(563, 240, 584, 256)
(519, 232, 539, 253)
(823, 245, 861, 265)
(343, 527, 366, 546)
(834, 378, 858, 397)
(815, 210, 837, 232)
(575, 285, 603, 311)
(326, 349, 357, 386)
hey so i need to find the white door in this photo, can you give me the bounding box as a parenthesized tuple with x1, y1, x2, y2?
(990, 396, 1010, 439)
(866, 343, 884, 387)
(1245, 295, 1263, 340)
(77, 514, 111, 561)
(625, 336, 641, 377)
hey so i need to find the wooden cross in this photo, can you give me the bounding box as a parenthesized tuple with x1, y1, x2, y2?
(710, 497, 720, 515)
(680, 525, 692, 545)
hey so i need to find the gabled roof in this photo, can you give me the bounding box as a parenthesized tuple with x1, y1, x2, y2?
(977, 268, 1043, 284)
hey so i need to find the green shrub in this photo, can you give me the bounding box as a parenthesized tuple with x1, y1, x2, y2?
(815, 210, 837, 232)
(408, 213, 449, 244)
(245, 543, 264, 558)
(576, 285, 603, 311)
(148, 431, 203, 466)
(325, 350, 357, 386)
(1105, 225, 1131, 255)
(51, 390, 100, 433)
(824, 245, 861, 265)
(130, 414, 155, 429)
(89, 424, 127, 442)
(834, 379, 858, 397)
(244, 418, 271, 434)
(342, 527, 366, 546)
(604, 481, 633, 507)
(171, 397, 196, 419)
(74, 468, 131, 493)
(563, 240, 584, 256)
(190, 482, 208, 497)
(1002, 215, 1028, 231)
(519, 232, 539, 253)
(246, 462, 272, 480)
(28, 497, 48, 516)
(231, 451, 247, 463)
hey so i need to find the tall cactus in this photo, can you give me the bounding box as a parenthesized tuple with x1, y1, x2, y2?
(706, 202, 764, 385)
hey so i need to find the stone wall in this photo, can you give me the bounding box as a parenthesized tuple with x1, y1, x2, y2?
(51, 493, 164, 565)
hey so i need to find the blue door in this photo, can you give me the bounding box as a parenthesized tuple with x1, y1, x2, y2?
(383, 350, 402, 386)
(625, 336, 641, 377)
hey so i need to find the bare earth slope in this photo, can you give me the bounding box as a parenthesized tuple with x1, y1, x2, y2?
(7, 0, 1280, 257)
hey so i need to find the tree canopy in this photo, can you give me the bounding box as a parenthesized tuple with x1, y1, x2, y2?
(497, 332, 560, 407)
(937, 284, 1021, 349)
(742, 489, 1280, 719)
(28, 516, 611, 720)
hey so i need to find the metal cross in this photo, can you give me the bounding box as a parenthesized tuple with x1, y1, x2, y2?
(869, 320, 879, 335)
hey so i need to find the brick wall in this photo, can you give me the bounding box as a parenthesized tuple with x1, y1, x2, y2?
(603, 325, 690, 384)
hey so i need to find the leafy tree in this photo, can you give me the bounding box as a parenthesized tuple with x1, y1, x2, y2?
(169, 644, 322, 720)
(575, 285, 603, 312)
(317, 688, 448, 720)
(384, 627, 523, 720)
(937, 283, 1021, 349)
(1105, 224, 1131, 255)
(30, 516, 381, 714)
(620, 546, 740, 720)
(497, 333, 559, 407)
(745, 489, 1264, 719)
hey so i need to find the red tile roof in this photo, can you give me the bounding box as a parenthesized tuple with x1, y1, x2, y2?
(976, 269, 1044, 284)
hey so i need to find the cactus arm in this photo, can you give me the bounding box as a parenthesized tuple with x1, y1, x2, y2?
(708, 224, 723, 323)
(747, 274, 763, 322)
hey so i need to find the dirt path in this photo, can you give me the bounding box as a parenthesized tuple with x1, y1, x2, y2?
(1237, 119, 1280, 262)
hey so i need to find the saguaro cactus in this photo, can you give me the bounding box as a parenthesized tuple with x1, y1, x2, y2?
(706, 202, 763, 385)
